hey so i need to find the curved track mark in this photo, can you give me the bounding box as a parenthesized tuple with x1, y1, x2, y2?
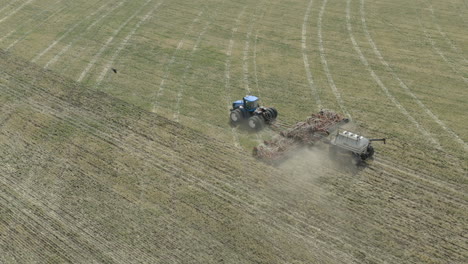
(32, 1, 112, 63)
(346, 0, 442, 149)
(0, 0, 35, 25)
(0, 0, 20, 16)
(318, 0, 351, 119)
(173, 20, 211, 122)
(224, 8, 246, 148)
(420, 22, 468, 85)
(5, 5, 67, 51)
(44, 0, 130, 69)
(0, 0, 63, 44)
(151, 10, 204, 113)
(96, 1, 164, 86)
(428, 4, 467, 65)
(77, 0, 153, 82)
(360, 0, 467, 151)
(302, 0, 322, 109)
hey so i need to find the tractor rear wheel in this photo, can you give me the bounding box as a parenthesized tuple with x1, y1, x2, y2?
(230, 109, 243, 125)
(248, 116, 264, 131)
(270, 107, 278, 119)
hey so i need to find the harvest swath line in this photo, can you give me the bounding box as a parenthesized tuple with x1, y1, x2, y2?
(96, 1, 164, 86)
(5, 5, 68, 51)
(44, 0, 129, 69)
(77, 0, 154, 82)
(0, 0, 64, 44)
(360, 0, 467, 151)
(151, 10, 204, 113)
(346, 0, 442, 149)
(302, 0, 322, 109)
(0, 0, 35, 25)
(0, 81, 356, 263)
(224, 8, 246, 149)
(317, 0, 351, 119)
(31, 1, 112, 63)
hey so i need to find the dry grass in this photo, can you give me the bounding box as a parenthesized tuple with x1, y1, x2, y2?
(0, 0, 466, 263)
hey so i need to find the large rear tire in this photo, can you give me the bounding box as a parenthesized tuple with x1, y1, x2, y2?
(248, 116, 264, 131)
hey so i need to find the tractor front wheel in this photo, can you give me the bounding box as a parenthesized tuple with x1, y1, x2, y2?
(230, 109, 243, 125)
(248, 116, 264, 131)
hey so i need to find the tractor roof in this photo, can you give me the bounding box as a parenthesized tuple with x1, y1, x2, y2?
(244, 95, 259, 102)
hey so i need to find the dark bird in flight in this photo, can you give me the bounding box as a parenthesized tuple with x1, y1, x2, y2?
(112, 68, 117, 73)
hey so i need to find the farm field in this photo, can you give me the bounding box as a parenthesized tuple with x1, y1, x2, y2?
(0, 0, 467, 263)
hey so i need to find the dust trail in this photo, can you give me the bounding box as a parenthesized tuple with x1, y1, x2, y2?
(302, 0, 322, 109)
(151, 10, 204, 113)
(224, 8, 246, 149)
(317, 0, 351, 120)
(346, 0, 442, 149)
(32, 1, 111, 63)
(77, 0, 153, 82)
(45, 0, 129, 69)
(360, 0, 467, 151)
(96, 1, 164, 86)
(0, 0, 35, 25)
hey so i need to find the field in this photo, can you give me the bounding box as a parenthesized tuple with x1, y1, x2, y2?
(0, 0, 467, 263)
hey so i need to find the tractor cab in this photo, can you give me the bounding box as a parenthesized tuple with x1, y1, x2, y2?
(232, 95, 259, 112)
(243, 95, 259, 111)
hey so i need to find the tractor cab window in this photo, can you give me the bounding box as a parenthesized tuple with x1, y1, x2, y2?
(245, 100, 259, 110)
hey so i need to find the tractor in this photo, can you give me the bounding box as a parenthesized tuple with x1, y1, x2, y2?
(230, 95, 278, 130)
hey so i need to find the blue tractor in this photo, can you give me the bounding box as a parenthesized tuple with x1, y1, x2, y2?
(230, 95, 278, 130)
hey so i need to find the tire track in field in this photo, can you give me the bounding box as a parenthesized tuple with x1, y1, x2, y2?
(76, 0, 153, 82)
(173, 16, 214, 122)
(360, 0, 467, 152)
(31, 1, 112, 63)
(346, 0, 442, 149)
(0, 139, 265, 263)
(0, 0, 35, 25)
(9, 70, 456, 264)
(302, 0, 322, 109)
(1, 62, 424, 262)
(224, 8, 246, 149)
(418, 18, 468, 84)
(151, 10, 205, 113)
(318, 0, 351, 119)
(0, 164, 158, 263)
(44, 0, 129, 69)
(96, 1, 164, 86)
(241, 1, 267, 143)
(0, 88, 339, 264)
(428, 4, 467, 65)
(5, 5, 68, 51)
(0, 0, 63, 44)
(0, 77, 358, 263)
(0, 0, 19, 16)
(7, 72, 464, 262)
